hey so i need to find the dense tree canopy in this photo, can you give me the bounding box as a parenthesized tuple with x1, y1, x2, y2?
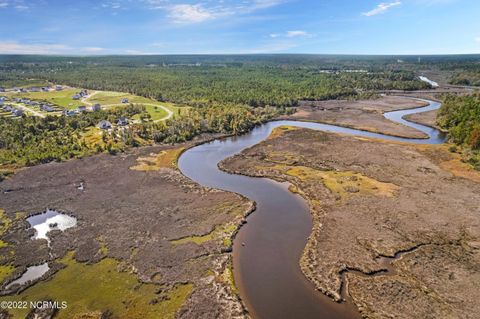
(438, 93, 480, 168)
(2, 54, 479, 173)
(0, 56, 430, 107)
(0, 103, 287, 175)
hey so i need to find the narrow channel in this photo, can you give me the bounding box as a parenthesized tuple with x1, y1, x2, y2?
(178, 98, 446, 319)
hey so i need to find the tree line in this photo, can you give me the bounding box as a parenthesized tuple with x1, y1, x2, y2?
(0, 103, 288, 177)
(0, 60, 429, 107)
(438, 93, 480, 169)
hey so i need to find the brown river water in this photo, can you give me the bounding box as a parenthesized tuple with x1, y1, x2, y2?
(178, 98, 445, 319)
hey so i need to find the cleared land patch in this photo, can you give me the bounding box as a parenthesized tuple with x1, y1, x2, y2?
(7, 89, 85, 109)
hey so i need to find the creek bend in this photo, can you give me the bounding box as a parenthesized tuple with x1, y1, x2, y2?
(178, 98, 445, 319)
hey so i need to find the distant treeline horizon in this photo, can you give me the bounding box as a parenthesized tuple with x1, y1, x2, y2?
(1, 53, 480, 67)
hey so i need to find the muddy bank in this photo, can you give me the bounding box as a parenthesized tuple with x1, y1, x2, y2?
(0, 134, 252, 318)
(221, 127, 480, 318)
(403, 110, 440, 130)
(286, 96, 430, 138)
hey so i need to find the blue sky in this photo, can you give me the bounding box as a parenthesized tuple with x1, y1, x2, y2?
(0, 0, 479, 55)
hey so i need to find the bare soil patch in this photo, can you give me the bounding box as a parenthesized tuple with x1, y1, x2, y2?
(285, 96, 429, 138)
(403, 110, 439, 129)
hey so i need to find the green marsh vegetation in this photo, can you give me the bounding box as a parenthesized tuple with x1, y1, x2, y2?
(1, 251, 193, 319)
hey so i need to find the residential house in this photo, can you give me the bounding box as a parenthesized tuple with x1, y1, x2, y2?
(3, 105, 13, 112)
(0, 87, 5, 92)
(121, 98, 129, 104)
(117, 117, 129, 126)
(98, 120, 112, 130)
(77, 105, 87, 112)
(55, 85, 63, 91)
(63, 110, 76, 117)
(29, 87, 40, 92)
(72, 94, 81, 100)
(92, 104, 102, 111)
(12, 109, 24, 117)
(41, 105, 55, 112)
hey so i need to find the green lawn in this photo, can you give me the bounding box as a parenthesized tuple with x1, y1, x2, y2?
(5, 89, 185, 118)
(132, 104, 169, 121)
(161, 101, 184, 117)
(7, 89, 85, 110)
(88, 91, 183, 120)
(87, 91, 153, 105)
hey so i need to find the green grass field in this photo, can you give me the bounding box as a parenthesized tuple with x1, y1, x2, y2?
(87, 91, 153, 105)
(87, 91, 183, 120)
(4, 89, 185, 120)
(7, 89, 85, 110)
(161, 101, 183, 117)
(132, 104, 169, 121)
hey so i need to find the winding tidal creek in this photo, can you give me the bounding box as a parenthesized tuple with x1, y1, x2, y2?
(178, 98, 445, 319)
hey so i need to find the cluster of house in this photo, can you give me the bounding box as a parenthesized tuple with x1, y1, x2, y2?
(72, 90, 88, 100)
(62, 103, 102, 117)
(13, 98, 56, 112)
(0, 85, 63, 93)
(1, 97, 24, 117)
(97, 117, 129, 130)
(2, 105, 24, 117)
(0, 96, 58, 117)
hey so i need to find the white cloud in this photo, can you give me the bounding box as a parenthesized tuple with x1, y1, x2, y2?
(475, 37, 480, 43)
(168, 4, 218, 23)
(286, 30, 307, 37)
(252, 0, 284, 9)
(123, 49, 160, 54)
(83, 47, 106, 53)
(143, 0, 168, 9)
(158, 0, 286, 24)
(0, 42, 110, 55)
(0, 0, 34, 11)
(0, 42, 71, 54)
(101, 2, 124, 10)
(362, 1, 402, 17)
(15, 4, 28, 10)
(270, 30, 311, 38)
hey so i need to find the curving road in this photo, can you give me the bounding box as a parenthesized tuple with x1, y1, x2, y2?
(178, 98, 446, 319)
(82, 92, 174, 122)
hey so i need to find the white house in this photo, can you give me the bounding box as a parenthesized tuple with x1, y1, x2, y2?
(98, 120, 112, 130)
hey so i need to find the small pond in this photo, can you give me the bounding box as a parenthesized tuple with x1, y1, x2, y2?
(27, 209, 77, 241)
